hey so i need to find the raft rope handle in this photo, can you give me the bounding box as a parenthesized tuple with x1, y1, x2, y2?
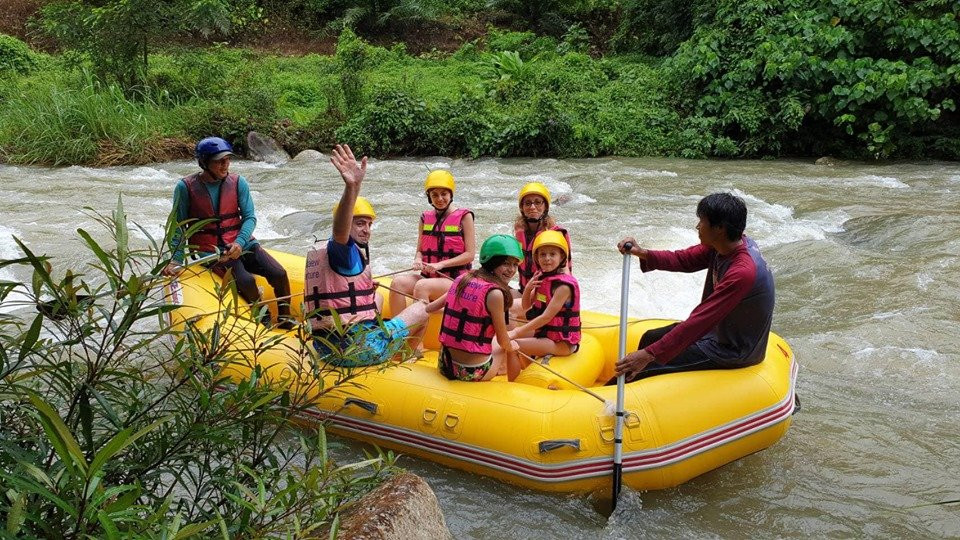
(538, 439, 581, 453)
(344, 397, 379, 414)
(372, 267, 416, 280)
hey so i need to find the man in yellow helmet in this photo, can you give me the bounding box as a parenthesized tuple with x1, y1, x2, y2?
(304, 144, 435, 366)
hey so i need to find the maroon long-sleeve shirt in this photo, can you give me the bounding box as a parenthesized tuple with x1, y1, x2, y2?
(640, 236, 775, 367)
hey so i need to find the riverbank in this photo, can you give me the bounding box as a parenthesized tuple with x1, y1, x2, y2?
(0, 30, 696, 166)
(1, 0, 958, 166)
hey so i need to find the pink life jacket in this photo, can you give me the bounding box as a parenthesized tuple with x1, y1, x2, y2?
(419, 208, 473, 279)
(439, 275, 498, 354)
(527, 273, 581, 345)
(515, 225, 572, 290)
(182, 172, 250, 252)
(304, 245, 377, 331)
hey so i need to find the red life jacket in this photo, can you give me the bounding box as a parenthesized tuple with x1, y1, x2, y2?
(439, 275, 499, 354)
(526, 273, 581, 345)
(515, 225, 572, 290)
(419, 208, 473, 279)
(304, 245, 378, 331)
(182, 173, 252, 253)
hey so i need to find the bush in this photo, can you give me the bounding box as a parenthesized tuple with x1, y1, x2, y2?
(0, 33, 41, 75)
(666, 0, 960, 158)
(610, 0, 717, 55)
(486, 28, 558, 59)
(335, 86, 428, 155)
(0, 198, 397, 537)
(426, 92, 497, 157)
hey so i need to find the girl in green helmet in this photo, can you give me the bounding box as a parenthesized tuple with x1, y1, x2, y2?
(436, 235, 529, 382)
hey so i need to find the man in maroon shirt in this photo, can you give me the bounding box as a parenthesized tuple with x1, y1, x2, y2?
(613, 193, 775, 382)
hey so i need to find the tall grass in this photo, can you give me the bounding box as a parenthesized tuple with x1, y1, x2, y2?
(0, 72, 186, 166)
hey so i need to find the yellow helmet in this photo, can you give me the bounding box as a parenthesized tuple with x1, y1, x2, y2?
(424, 170, 455, 195)
(518, 182, 551, 210)
(532, 230, 568, 258)
(333, 196, 376, 220)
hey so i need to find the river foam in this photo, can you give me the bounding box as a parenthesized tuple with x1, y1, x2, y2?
(0, 224, 32, 314)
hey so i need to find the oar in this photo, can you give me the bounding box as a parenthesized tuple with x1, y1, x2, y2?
(612, 242, 633, 511)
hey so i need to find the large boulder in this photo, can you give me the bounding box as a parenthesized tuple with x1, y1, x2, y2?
(293, 149, 325, 161)
(334, 472, 451, 540)
(815, 156, 840, 166)
(246, 131, 290, 163)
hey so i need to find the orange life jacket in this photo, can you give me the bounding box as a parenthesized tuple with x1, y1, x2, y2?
(182, 173, 249, 252)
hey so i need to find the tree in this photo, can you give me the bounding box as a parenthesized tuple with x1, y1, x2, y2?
(37, 0, 263, 91)
(667, 0, 960, 158)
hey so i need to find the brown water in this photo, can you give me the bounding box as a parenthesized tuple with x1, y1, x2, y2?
(1, 156, 958, 538)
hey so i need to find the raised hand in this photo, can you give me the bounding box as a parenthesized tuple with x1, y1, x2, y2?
(524, 271, 543, 293)
(330, 144, 367, 188)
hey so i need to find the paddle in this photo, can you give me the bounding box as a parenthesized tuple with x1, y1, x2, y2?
(612, 242, 633, 511)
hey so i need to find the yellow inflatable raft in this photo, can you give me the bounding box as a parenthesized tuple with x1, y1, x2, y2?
(165, 250, 796, 494)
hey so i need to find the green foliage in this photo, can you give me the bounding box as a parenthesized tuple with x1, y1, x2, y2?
(336, 29, 369, 117)
(297, 0, 442, 36)
(557, 24, 591, 55)
(336, 86, 428, 155)
(486, 51, 530, 82)
(36, 0, 266, 91)
(38, 0, 171, 90)
(184, 0, 264, 38)
(0, 34, 42, 75)
(610, 0, 716, 55)
(486, 28, 558, 59)
(0, 198, 397, 537)
(2, 10, 958, 163)
(667, 0, 960, 158)
(486, 0, 566, 35)
(0, 71, 180, 165)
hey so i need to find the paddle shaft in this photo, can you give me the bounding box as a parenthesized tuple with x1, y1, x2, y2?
(518, 351, 607, 404)
(612, 243, 633, 510)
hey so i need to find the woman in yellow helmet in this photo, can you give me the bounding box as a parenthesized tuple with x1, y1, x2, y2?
(513, 182, 573, 293)
(388, 169, 477, 317)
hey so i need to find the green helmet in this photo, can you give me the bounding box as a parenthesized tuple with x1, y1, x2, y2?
(479, 234, 524, 264)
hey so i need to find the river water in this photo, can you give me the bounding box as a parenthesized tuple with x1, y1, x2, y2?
(1, 156, 958, 538)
